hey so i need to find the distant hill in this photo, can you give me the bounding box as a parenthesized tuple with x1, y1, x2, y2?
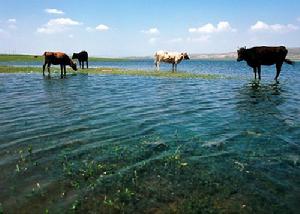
(190, 47, 300, 60)
(286, 48, 300, 60)
(190, 52, 236, 60)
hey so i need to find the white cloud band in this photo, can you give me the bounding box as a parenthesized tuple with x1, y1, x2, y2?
(250, 21, 298, 32)
(45, 8, 64, 15)
(189, 21, 236, 33)
(37, 18, 81, 34)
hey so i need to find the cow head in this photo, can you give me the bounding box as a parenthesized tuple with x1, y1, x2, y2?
(72, 53, 78, 59)
(182, 52, 190, 60)
(70, 61, 77, 71)
(237, 47, 247, 61)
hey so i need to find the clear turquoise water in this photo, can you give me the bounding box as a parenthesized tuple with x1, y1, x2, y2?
(0, 60, 299, 213)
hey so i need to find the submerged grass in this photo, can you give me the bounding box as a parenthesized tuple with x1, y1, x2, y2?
(7, 140, 292, 213)
(0, 66, 221, 79)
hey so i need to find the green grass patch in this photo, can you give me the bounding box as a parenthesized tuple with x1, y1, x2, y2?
(0, 66, 221, 79)
(0, 54, 44, 62)
(0, 66, 42, 73)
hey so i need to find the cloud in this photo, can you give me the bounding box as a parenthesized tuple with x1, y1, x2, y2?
(250, 21, 299, 32)
(45, 8, 64, 15)
(37, 18, 81, 34)
(86, 24, 110, 32)
(95, 24, 109, 31)
(141, 27, 160, 35)
(8, 18, 16, 23)
(189, 21, 236, 33)
(7, 18, 17, 30)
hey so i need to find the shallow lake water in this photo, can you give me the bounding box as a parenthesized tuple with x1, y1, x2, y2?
(0, 60, 299, 213)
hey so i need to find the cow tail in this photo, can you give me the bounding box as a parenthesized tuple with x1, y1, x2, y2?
(284, 59, 295, 65)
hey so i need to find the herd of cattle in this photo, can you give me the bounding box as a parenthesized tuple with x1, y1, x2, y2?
(42, 46, 294, 80)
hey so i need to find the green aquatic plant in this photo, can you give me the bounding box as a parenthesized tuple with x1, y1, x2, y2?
(27, 145, 33, 156)
(103, 196, 118, 209)
(116, 188, 135, 204)
(0, 203, 3, 214)
(71, 200, 81, 211)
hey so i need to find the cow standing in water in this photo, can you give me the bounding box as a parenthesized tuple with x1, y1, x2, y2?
(237, 46, 294, 81)
(43, 52, 77, 78)
(72, 51, 88, 69)
(154, 51, 190, 72)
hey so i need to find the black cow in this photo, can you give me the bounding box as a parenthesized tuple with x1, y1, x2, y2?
(237, 46, 294, 81)
(72, 51, 88, 69)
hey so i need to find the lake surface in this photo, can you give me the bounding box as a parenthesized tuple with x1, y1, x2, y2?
(0, 60, 299, 213)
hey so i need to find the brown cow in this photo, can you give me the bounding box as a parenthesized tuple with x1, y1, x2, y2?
(42, 52, 77, 78)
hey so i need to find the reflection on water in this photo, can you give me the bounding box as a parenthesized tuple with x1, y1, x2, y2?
(0, 61, 299, 213)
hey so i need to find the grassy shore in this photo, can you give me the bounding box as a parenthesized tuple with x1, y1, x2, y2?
(0, 66, 221, 79)
(0, 54, 44, 62)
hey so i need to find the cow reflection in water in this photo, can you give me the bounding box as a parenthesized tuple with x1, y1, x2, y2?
(235, 81, 284, 133)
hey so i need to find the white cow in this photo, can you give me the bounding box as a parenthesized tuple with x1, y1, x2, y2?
(154, 50, 190, 72)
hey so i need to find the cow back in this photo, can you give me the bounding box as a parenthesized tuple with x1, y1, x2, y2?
(246, 46, 288, 66)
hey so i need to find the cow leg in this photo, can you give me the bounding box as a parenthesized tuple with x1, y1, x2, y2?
(275, 62, 283, 81)
(253, 67, 257, 79)
(156, 61, 160, 71)
(47, 63, 51, 77)
(64, 65, 66, 77)
(175, 63, 177, 72)
(60, 64, 64, 78)
(258, 66, 261, 80)
(42, 63, 46, 76)
(86, 60, 88, 69)
(81, 61, 84, 69)
(172, 63, 175, 72)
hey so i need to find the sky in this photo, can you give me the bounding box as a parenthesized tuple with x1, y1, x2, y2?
(0, 0, 300, 57)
